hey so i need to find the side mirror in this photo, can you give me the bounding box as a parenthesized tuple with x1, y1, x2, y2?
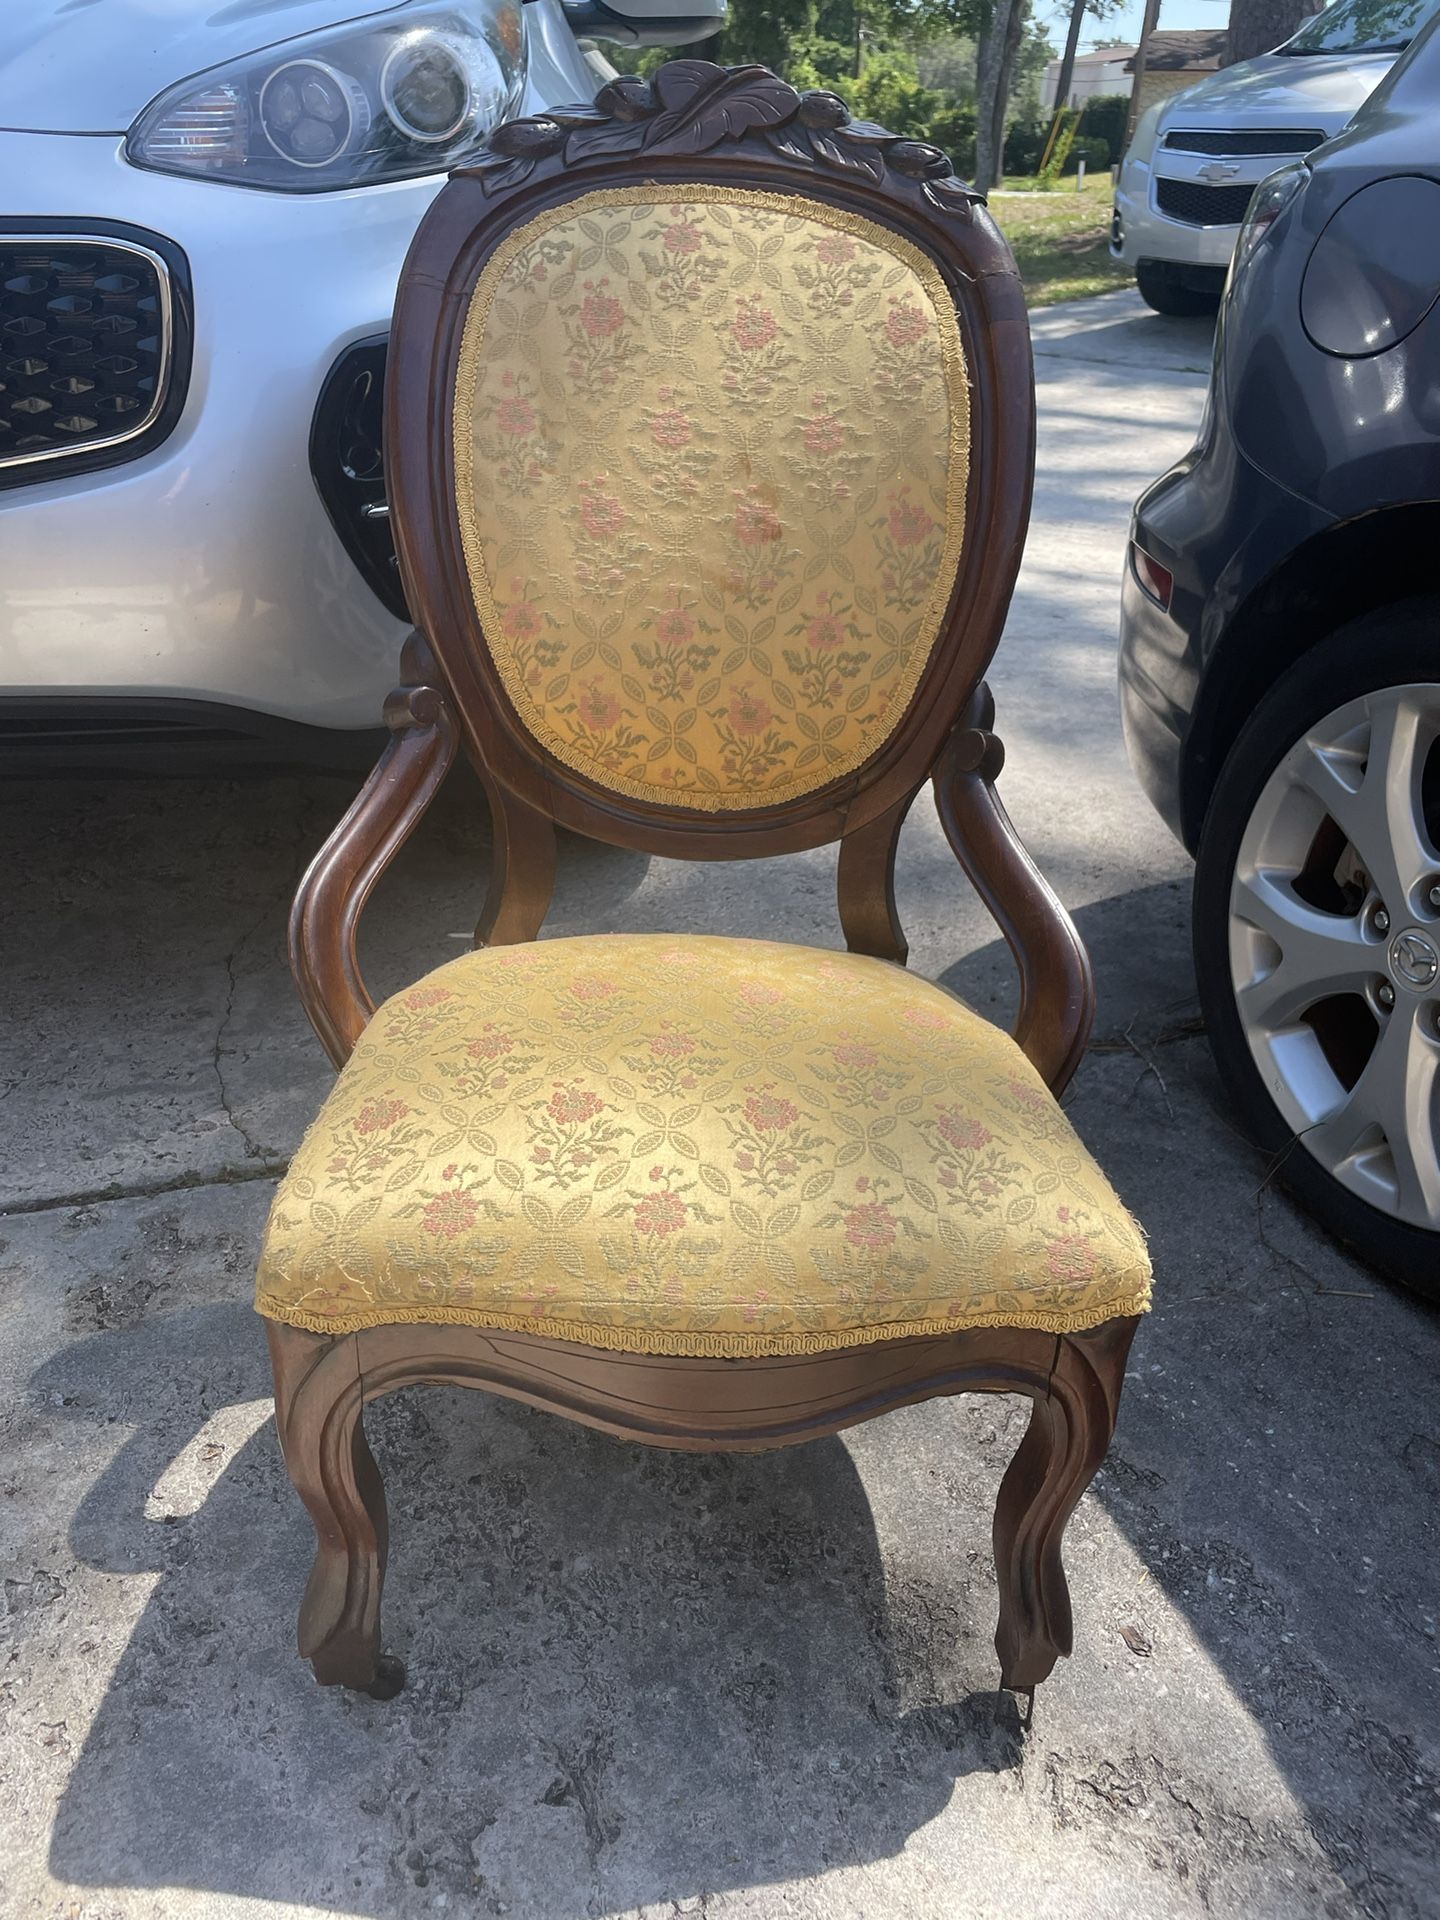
(559, 0, 725, 46)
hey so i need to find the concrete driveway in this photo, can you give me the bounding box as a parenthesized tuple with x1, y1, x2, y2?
(3, 289, 1437, 1920)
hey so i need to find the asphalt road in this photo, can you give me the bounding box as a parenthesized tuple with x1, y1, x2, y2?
(2, 289, 1437, 1920)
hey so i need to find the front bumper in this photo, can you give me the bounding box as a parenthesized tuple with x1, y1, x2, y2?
(1111, 205, 1240, 274)
(1111, 170, 1242, 275)
(0, 131, 432, 731)
(1110, 136, 1287, 281)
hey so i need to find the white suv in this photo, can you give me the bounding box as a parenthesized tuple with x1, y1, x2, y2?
(1111, 0, 1438, 316)
(0, 0, 721, 766)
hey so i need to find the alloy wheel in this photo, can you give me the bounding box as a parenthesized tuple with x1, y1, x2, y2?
(1228, 684, 1440, 1229)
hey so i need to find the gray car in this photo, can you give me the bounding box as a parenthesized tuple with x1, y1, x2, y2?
(1119, 15, 1440, 1298)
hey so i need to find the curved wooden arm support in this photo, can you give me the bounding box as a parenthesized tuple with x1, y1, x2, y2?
(933, 685, 1095, 1094)
(837, 791, 914, 965)
(473, 785, 557, 951)
(289, 634, 459, 1069)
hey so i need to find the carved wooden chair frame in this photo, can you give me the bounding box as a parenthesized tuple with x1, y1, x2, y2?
(267, 62, 1142, 1706)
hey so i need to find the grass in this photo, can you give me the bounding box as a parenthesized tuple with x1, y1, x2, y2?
(986, 175, 1132, 309)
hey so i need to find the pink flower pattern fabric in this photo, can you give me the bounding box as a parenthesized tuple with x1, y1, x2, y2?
(452, 187, 970, 811)
(256, 936, 1152, 1356)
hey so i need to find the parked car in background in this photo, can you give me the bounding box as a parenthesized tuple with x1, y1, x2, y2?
(1119, 13, 1440, 1298)
(1111, 0, 1440, 315)
(0, 0, 720, 769)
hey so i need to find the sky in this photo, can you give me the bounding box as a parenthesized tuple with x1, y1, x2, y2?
(1047, 0, 1234, 51)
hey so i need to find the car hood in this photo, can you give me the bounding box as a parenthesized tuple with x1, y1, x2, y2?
(1156, 48, 1399, 131)
(0, 0, 407, 134)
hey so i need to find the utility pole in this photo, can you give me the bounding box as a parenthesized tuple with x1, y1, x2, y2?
(1124, 0, 1162, 145)
(1052, 0, 1088, 113)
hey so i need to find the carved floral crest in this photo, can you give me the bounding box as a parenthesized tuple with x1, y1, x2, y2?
(462, 59, 982, 217)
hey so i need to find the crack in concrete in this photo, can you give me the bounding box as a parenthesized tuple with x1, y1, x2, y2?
(1090, 1011, 1206, 1054)
(1, 1160, 287, 1219)
(212, 941, 271, 1163)
(210, 802, 317, 1166)
(7, 804, 325, 1224)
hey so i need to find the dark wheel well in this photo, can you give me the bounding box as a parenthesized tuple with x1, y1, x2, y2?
(1135, 260, 1222, 318)
(1180, 503, 1440, 849)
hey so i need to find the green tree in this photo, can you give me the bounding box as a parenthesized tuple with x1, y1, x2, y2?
(710, 0, 985, 73)
(712, 0, 820, 70)
(606, 0, 1045, 188)
(1224, 0, 1313, 62)
(973, 0, 1026, 189)
(1010, 7, 1056, 119)
(1080, 89, 1129, 163)
(916, 30, 981, 95)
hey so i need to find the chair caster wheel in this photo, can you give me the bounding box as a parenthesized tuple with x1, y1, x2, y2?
(362, 1653, 406, 1701)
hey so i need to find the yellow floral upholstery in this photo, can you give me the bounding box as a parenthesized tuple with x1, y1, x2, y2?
(256, 936, 1150, 1356)
(453, 187, 969, 811)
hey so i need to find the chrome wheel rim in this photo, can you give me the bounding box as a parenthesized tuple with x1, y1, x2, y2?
(1229, 683, 1440, 1230)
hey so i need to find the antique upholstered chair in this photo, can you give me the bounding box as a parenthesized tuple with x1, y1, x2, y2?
(255, 62, 1151, 1706)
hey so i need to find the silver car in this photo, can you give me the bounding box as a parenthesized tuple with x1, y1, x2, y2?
(1111, 0, 1438, 316)
(0, 0, 720, 764)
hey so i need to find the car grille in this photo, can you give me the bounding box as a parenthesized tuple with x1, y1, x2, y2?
(1155, 178, 1256, 227)
(0, 230, 185, 486)
(1162, 127, 1324, 156)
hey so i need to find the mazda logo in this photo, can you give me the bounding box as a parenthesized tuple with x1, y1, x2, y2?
(1389, 929, 1440, 990)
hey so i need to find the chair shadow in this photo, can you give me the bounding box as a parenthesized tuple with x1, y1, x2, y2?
(35, 1306, 1025, 1916)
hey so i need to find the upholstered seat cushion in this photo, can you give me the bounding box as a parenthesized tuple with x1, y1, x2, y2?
(256, 935, 1150, 1356)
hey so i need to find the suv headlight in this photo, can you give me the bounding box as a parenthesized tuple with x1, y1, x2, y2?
(127, 3, 526, 190)
(1122, 102, 1164, 172)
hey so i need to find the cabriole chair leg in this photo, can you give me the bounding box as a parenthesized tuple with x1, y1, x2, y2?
(267, 1323, 402, 1699)
(991, 1318, 1136, 1693)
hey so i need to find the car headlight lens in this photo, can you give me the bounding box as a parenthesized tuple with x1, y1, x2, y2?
(381, 36, 475, 143)
(1121, 101, 1164, 172)
(1230, 162, 1309, 281)
(127, 3, 526, 190)
(259, 60, 372, 169)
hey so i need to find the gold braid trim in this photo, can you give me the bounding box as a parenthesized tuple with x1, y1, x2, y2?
(451, 183, 972, 813)
(256, 1266, 1152, 1356)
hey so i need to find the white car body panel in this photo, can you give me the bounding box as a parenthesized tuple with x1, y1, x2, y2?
(0, 0, 408, 133)
(0, 0, 609, 736)
(0, 131, 428, 727)
(1112, 50, 1396, 275)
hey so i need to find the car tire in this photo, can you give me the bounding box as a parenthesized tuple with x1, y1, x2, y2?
(1192, 603, 1440, 1301)
(1136, 262, 1220, 317)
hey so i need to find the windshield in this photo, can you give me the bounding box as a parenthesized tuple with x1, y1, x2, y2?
(1279, 0, 1440, 54)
